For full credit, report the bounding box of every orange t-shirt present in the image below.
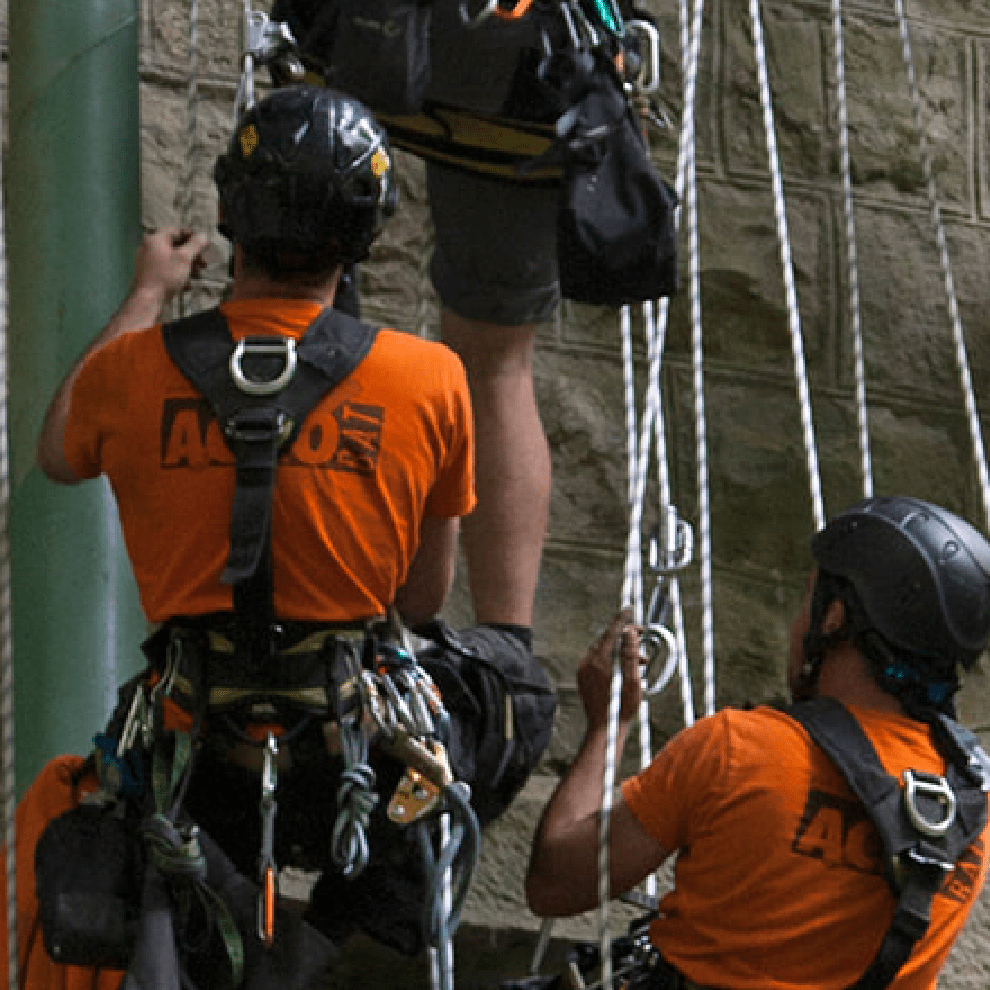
[621,704,989,990]
[62,299,476,623]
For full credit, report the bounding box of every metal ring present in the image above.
[229,337,297,395]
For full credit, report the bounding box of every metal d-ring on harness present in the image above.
[160,303,480,982]
[788,697,990,990]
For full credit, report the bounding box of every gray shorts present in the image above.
[427,163,560,325]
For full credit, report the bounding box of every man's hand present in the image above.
[525,610,666,918]
[131,227,209,311]
[36,226,209,484]
[577,610,642,733]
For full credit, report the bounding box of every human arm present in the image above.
[525,612,670,917]
[393,514,461,625]
[36,227,209,484]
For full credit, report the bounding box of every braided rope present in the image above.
[831,0,872,498]
[604,2,706,980]
[331,719,378,876]
[177,0,202,318]
[682,0,712,719]
[0,86,15,990]
[892,0,990,529]
[749,0,825,531]
[178,0,201,232]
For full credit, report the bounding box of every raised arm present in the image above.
[36,227,208,484]
[525,613,670,917]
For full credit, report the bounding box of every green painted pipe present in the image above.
[8,0,145,792]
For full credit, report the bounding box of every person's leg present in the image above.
[440,312,550,627]
[427,165,559,629]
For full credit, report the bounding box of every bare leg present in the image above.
[441,309,550,628]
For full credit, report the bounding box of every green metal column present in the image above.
[8,0,145,791]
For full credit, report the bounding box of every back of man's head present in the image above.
[807,496,990,712]
[214,85,398,279]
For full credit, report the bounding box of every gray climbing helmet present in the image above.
[811,495,990,670]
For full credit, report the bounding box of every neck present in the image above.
[227,248,341,307]
[814,641,906,716]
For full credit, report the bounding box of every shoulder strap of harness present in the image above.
[162,305,379,656]
[786,697,989,990]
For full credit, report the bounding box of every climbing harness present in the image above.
[269,0,665,185]
[788,697,990,989]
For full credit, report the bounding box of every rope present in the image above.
[331,718,378,877]
[177,0,202,318]
[178,0,201,233]
[683,0,711,719]
[749,0,825,532]
[603,1,706,980]
[830,0,872,498]
[892,0,990,530]
[420,782,479,990]
[0,75,16,990]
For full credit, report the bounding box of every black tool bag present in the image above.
[35,801,145,968]
[552,53,678,305]
[414,622,558,827]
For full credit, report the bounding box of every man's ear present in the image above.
[822,597,847,635]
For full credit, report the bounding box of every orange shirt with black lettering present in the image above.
[62,298,476,623]
[621,704,989,990]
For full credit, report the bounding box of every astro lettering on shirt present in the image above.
[160,397,384,474]
[792,788,984,902]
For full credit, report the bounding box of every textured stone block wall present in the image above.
[128,0,990,985]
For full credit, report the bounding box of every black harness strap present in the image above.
[787,697,988,990]
[162,306,379,659]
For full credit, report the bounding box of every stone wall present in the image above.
[129,0,989,986]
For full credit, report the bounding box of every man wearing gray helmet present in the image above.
[527,496,990,990]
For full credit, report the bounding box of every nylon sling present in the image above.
[162,305,379,659]
[787,697,989,990]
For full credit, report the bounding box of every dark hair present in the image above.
[803,570,960,716]
[239,236,344,283]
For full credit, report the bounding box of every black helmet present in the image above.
[811,496,990,670]
[214,85,398,265]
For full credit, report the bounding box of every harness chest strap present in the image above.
[162,305,380,655]
[787,697,989,990]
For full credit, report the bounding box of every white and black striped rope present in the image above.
[749,0,826,532]
[892,0,990,530]
[831,0,873,498]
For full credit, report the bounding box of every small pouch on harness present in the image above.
[35,802,145,968]
[554,55,678,306]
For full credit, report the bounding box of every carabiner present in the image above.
[626,19,660,95]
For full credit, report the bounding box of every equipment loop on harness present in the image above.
[230,335,298,395]
[903,769,957,838]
